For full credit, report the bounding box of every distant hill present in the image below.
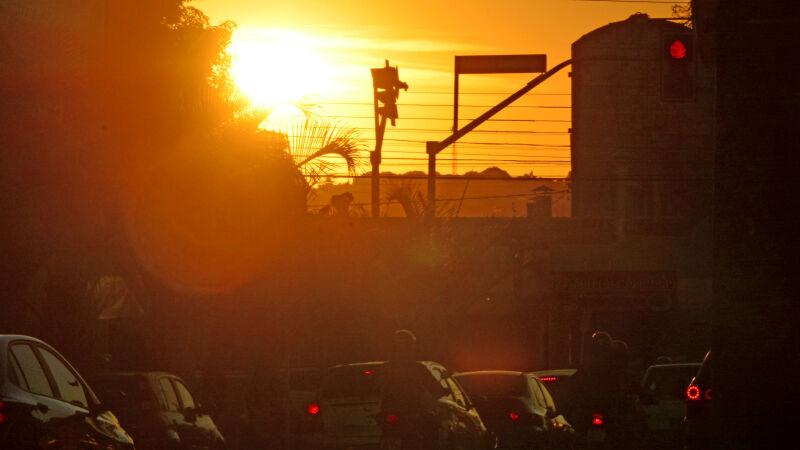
[310,171,570,218]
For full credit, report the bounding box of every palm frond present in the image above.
[288,118,365,175]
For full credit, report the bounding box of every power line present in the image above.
[279,134,570,148]
[316,115,571,123]
[325,101,570,109]
[329,90,571,96]
[379,149,571,159]
[371,137,571,148]
[347,127,570,135]
[380,156,572,163]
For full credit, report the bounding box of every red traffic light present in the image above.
[669,40,687,59]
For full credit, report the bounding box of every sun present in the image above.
[230,30,333,108]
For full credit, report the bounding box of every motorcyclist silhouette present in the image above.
[380,330,441,450]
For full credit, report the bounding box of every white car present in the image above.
[314,361,495,450]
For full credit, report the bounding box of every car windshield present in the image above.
[91,376,152,410]
[642,365,702,400]
[456,373,527,397]
[289,369,321,392]
[537,376,572,406]
[320,365,383,400]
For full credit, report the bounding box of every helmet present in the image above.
[391,329,417,361]
[591,331,613,347]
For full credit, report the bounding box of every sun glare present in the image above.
[231,30,333,108]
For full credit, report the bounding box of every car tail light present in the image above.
[0,402,6,423]
[591,414,604,426]
[386,413,399,424]
[509,411,520,420]
[686,385,701,401]
[704,388,711,400]
[539,376,558,382]
[307,403,320,415]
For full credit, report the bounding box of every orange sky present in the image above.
[196,0,681,177]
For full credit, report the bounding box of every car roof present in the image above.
[90,371,184,382]
[0,334,49,346]
[645,363,702,372]
[530,368,577,377]
[327,361,444,370]
[453,370,525,377]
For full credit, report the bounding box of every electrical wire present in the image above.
[324,102,570,108]
[346,127,570,134]
[315,115,571,122]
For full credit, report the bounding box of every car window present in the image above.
[528,377,547,409]
[321,365,382,399]
[445,377,467,407]
[159,377,181,411]
[643,366,702,400]
[10,344,53,397]
[8,351,29,391]
[456,373,528,397]
[91,376,153,413]
[289,369,321,392]
[38,347,88,408]
[173,380,196,409]
[535,374,573,406]
[428,365,452,393]
[536,378,556,410]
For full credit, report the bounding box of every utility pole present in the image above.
[427,57,571,219]
[370,60,408,217]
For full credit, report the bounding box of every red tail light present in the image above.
[591,414,604,426]
[686,385,701,401]
[509,411,520,420]
[538,376,558,382]
[307,403,320,415]
[386,413,399,424]
[704,388,711,400]
[0,402,6,423]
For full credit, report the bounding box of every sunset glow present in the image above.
[230,30,334,108]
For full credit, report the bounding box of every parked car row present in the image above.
[532,356,709,450]
[301,360,577,450]
[1,334,225,450]
[2,334,710,450]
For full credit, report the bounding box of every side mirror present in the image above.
[184,407,199,421]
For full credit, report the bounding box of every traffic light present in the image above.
[371,60,408,125]
[661,33,696,101]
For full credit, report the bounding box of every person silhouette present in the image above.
[381,329,440,450]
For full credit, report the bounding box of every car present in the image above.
[529,369,577,412]
[89,371,226,450]
[638,362,701,446]
[0,334,135,449]
[683,352,711,449]
[454,370,574,450]
[283,367,323,449]
[531,368,613,449]
[186,366,321,450]
[314,360,496,450]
